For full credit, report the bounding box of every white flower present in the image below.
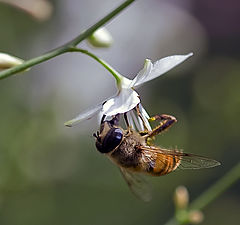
[0,53,24,70]
[64,53,193,127]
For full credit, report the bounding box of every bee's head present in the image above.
[93,117,123,154]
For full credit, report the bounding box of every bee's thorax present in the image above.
[109,130,145,169]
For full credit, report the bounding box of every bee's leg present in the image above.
[145,114,177,139]
[124,113,129,127]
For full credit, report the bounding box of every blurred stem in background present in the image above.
[0,0,135,80]
[165,162,240,225]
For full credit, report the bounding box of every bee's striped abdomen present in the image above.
[151,154,181,176]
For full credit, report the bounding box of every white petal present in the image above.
[131,59,153,87]
[129,110,144,131]
[64,103,102,127]
[133,53,193,88]
[138,104,152,131]
[102,89,140,116]
[126,112,136,130]
[139,103,150,120]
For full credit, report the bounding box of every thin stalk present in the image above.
[0,48,69,80]
[189,162,240,210]
[0,0,135,80]
[69,47,122,84]
[68,0,135,46]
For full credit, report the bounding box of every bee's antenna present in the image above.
[93,132,99,138]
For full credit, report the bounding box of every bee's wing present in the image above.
[139,146,221,170]
[119,167,152,202]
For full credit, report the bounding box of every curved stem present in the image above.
[0,0,135,80]
[164,162,240,225]
[68,0,135,46]
[69,47,122,84]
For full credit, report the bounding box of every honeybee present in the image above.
[94,113,220,201]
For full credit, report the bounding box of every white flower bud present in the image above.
[0,53,24,70]
[87,27,113,48]
[188,210,204,224]
[174,186,189,209]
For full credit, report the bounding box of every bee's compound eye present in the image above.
[96,128,123,153]
[111,128,123,141]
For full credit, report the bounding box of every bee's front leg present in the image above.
[145,114,177,139]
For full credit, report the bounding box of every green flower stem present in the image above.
[189,162,240,211]
[164,162,240,225]
[0,0,135,80]
[69,47,122,84]
[0,48,69,80]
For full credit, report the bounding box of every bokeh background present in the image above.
[0,0,239,224]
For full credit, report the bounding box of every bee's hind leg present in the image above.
[145,114,177,139]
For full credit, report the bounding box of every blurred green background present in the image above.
[0,0,239,225]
